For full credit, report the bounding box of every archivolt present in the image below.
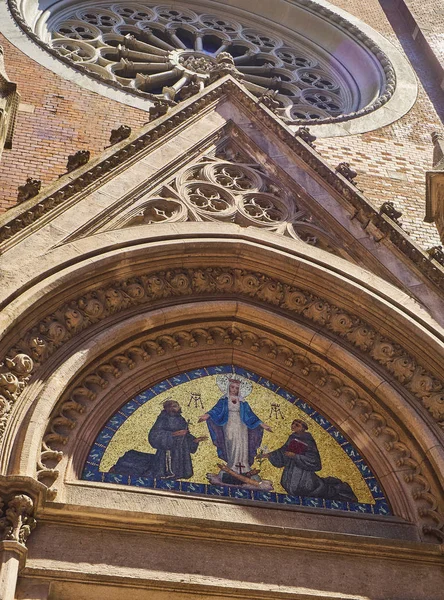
[0,234,443,540]
[2,256,444,437]
[3,302,443,540]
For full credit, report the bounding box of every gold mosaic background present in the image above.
[100,376,373,503]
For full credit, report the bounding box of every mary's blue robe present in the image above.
[206,396,263,467]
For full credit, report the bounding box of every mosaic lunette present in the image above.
[83,366,390,513]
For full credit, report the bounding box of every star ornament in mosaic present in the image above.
[83,365,390,514]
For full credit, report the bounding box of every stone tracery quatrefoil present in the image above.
[38,2,394,123]
[124,155,340,257]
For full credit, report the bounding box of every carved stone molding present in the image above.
[38,324,444,542]
[2,267,444,444]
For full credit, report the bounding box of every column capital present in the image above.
[0,476,47,548]
[0,494,36,546]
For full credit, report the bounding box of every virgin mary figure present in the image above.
[198,375,272,477]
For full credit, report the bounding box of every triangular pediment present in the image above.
[57,127,357,264]
[1,76,444,312]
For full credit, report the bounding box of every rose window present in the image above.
[18,1,397,124]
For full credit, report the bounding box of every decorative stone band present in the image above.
[1,79,442,290]
[39,324,444,542]
[2,267,444,440]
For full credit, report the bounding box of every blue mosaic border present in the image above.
[82,365,391,515]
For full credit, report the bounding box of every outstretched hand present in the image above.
[261,423,273,432]
[195,436,208,443]
[198,414,210,422]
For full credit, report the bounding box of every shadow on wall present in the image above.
[380,0,444,124]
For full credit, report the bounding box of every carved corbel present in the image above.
[427,245,444,266]
[336,162,358,184]
[294,126,316,148]
[66,150,90,173]
[149,99,170,120]
[0,46,20,157]
[17,178,41,204]
[379,201,402,224]
[0,479,44,600]
[109,125,131,146]
[258,89,283,114]
[0,494,36,545]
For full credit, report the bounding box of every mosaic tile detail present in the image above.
[82,365,391,515]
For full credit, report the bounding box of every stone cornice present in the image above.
[0,77,442,293]
[35,503,444,565]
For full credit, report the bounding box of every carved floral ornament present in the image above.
[0,492,36,545]
[38,324,444,541]
[10,0,395,124]
[1,267,444,448]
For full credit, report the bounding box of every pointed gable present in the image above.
[1,77,444,321]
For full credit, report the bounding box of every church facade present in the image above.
[0,1,443,598]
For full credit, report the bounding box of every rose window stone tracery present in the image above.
[13,1,396,124]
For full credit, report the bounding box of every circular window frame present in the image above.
[2,0,417,137]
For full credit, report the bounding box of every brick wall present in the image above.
[0,34,148,212]
[316,0,444,248]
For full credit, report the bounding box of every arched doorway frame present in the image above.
[1,230,443,541]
